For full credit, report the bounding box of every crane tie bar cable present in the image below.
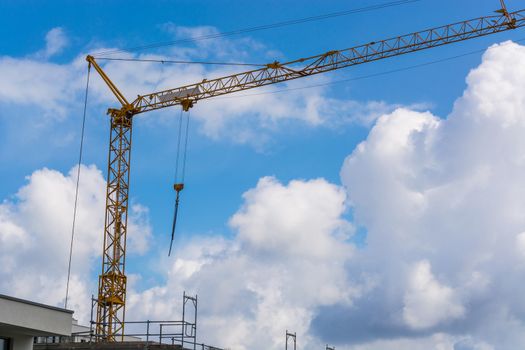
[65,63,91,309]
[91,0,422,56]
[94,57,266,67]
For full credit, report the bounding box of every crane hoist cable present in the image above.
[168,108,191,256]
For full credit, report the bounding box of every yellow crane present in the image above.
[86,1,524,341]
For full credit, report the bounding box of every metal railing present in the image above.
[79,319,222,350]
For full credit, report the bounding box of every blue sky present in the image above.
[2,1,525,349]
[2,0,522,238]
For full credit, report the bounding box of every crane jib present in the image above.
[131,8,525,114]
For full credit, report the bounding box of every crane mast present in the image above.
[87,4,524,341]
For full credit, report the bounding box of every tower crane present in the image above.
[86,1,524,341]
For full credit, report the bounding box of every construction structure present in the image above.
[88,292,199,347]
[85,0,525,341]
[285,331,296,350]
[34,292,219,350]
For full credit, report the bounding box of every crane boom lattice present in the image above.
[131,8,524,114]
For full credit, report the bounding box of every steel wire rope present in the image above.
[181,110,191,184]
[91,0,422,57]
[65,63,91,309]
[174,108,185,183]
[169,108,191,256]
[94,57,266,67]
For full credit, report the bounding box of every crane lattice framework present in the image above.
[87,3,524,342]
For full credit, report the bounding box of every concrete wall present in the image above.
[0,295,73,350]
[0,296,72,336]
[11,334,33,350]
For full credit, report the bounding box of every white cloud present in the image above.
[403,260,465,329]
[0,165,152,323]
[516,232,525,258]
[329,41,525,348]
[127,177,355,350]
[0,56,81,118]
[160,23,267,61]
[0,26,397,148]
[192,77,397,146]
[127,204,152,255]
[42,27,69,58]
[230,177,352,260]
[90,56,397,148]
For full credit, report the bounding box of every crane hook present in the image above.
[168,183,184,256]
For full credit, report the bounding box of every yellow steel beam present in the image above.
[86,55,131,108]
[130,8,524,114]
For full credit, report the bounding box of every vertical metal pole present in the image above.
[90,295,95,343]
[146,320,150,343]
[182,292,186,348]
[285,331,296,350]
[194,294,198,350]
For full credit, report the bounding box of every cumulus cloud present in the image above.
[403,260,465,330]
[311,41,525,348]
[230,177,352,259]
[127,177,355,350]
[0,165,151,322]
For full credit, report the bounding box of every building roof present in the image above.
[0,294,73,314]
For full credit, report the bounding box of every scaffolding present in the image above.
[285,331,296,350]
[83,292,217,350]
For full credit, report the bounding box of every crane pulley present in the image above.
[86,1,524,341]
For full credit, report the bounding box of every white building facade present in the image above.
[0,295,72,350]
